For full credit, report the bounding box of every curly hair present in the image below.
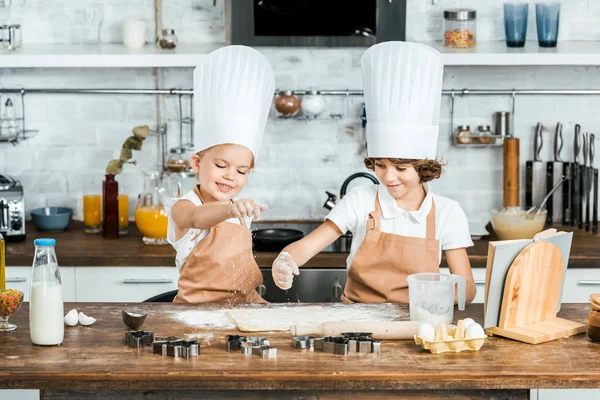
[364,157,445,183]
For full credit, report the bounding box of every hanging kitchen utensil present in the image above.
[590,134,598,234]
[583,133,590,231]
[525,123,546,210]
[572,125,582,228]
[546,122,565,224]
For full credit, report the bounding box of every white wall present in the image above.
[0,0,599,235]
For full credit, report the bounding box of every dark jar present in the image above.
[274,90,300,117]
[587,297,600,343]
[102,174,119,239]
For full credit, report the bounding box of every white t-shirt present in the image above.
[165,190,241,270]
[326,183,473,270]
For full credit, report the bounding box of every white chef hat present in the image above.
[193,45,275,160]
[361,41,444,159]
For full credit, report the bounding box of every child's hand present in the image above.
[228,198,268,222]
[272,252,299,290]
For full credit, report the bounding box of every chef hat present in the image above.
[361,41,444,159]
[193,45,275,160]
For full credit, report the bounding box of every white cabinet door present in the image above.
[538,389,600,400]
[561,269,600,303]
[75,267,179,302]
[0,390,39,400]
[6,266,76,302]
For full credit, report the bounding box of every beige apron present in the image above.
[341,194,439,303]
[174,186,266,303]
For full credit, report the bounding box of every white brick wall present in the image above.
[0,1,599,237]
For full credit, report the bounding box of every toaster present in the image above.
[0,174,25,241]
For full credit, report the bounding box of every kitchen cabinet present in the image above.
[0,390,39,399]
[536,389,600,400]
[74,267,178,302]
[560,268,600,303]
[5,267,76,302]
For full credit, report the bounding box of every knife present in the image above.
[547,122,564,225]
[526,123,546,210]
[580,134,588,230]
[584,133,591,231]
[572,124,582,227]
[591,134,598,234]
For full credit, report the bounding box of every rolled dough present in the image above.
[227,306,325,332]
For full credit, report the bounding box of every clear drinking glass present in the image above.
[536,2,561,48]
[83,194,102,233]
[504,2,529,48]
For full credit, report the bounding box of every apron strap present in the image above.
[425,198,436,240]
[366,193,382,231]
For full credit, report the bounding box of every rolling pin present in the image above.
[290,321,421,340]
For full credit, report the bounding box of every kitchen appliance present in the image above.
[525,123,546,210]
[406,273,466,326]
[0,174,25,241]
[226,0,406,47]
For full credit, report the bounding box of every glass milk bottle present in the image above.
[29,238,64,346]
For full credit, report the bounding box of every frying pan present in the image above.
[252,228,304,252]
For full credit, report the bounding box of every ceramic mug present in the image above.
[122,19,147,49]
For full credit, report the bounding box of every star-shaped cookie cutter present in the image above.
[125,330,155,350]
[152,336,199,359]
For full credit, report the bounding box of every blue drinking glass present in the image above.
[504,2,529,48]
[536,2,561,48]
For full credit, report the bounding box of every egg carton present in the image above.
[414,320,487,355]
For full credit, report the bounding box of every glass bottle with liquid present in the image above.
[29,238,64,346]
[135,171,169,245]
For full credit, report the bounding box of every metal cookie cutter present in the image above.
[153,336,199,359]
[239,337,276,358]
[125,330,154,350]
[291,336,315,349]
[341,332,381,354]
[226,335,247,352]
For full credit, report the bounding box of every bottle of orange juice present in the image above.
[135,171,169,245]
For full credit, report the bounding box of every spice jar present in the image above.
[455,125,473,145]
[159,29,177,49]
[588,293,600,343]
[444,9,476,48]
[301,90,326,118]
[274,90,300,117]
[166,148,190,173]
[475,125,495,144]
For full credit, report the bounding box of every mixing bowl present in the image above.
[490,207,547,240]
[31,207,73,232]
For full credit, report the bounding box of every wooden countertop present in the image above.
[4,222,600,268]
[0,302,597,392]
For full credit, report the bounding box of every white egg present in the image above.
[462,318,476,329]
[417,322,435,341]
[78,311,96,326]
[64,309,78,327]
[465,323,486,339]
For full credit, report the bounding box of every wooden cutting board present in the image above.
[489,241,586,344]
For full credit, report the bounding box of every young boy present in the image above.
[271,42,476,303]
[166,45,275,303]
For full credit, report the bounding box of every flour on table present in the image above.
[171,309,237,330]
[227,303,400,332]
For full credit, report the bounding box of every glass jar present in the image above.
[475,125,495,144]
[166,147,190,173]
[274,90,301,117]
[159,29,177,49]
[444,9,476,48]
[135,171,169,245]
[588,294,600,343]
[455,125,473,144]
[30,238,64,346]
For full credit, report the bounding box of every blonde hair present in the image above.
[364,157,445,182]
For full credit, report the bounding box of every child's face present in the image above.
[372,159,421,199]
[191,144,254,202]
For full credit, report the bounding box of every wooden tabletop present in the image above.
[5,222,600,268]
[0,302,598,391]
